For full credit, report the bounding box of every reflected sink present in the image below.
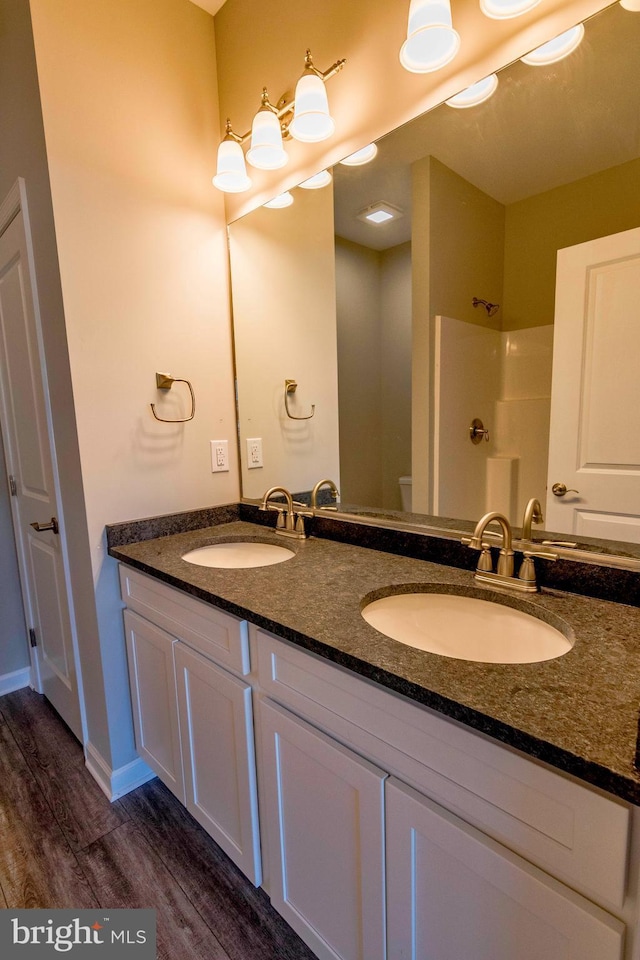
[361,590,572,664]
[182,541,295,569]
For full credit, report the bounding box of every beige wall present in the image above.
[230,187,340,499]
[214,0,611,221]
[503,157,640,330]
[29,0,235,770]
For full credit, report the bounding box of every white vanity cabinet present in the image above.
[253,626,630,960]
[119,566,261,885]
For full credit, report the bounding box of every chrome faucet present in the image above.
[310,478,340,510]
[521,497,543,541]
[260,486,311,539]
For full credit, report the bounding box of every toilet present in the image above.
[399,476,412,512]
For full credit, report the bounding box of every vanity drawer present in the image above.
[119,566,249,675]
[254,627,630,910]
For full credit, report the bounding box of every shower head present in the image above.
[472,297,500,317]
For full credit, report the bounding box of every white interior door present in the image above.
[0,181,82,739]
[546,227,640,541]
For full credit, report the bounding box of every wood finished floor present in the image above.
[0,687,317,960]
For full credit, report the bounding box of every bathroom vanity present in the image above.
[108,511,640,960]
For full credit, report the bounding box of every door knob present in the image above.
[30,517,59,534]
[551,483,579,498]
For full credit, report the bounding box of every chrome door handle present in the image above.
[551,483,579,498]
[30,517,59,535]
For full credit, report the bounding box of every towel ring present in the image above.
[150,372,196,423]
[284,379,315,420]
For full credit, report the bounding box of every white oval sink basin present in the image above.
[361,591,572,664]
[182,541,295,569]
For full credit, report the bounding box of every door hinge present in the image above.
[9,475,17,496]
[29,628,37,648]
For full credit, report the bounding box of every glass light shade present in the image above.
[264,192,294,209]
[340,143,378,166]
[446,74,499,108]
[521,24,585,65]
[620,0,640,11]
[298,170,333,189]
[480,0,541,19]
[289,74,335,142]
[400,0,461,73]
[212,139,252,193]
[246,109,288,170]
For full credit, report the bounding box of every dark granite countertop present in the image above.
[108,517,640,806]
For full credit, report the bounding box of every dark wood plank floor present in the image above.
[0,687,316,960]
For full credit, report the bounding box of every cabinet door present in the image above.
[260,698,387,960]
[174,642,261,885]
[386,778,625,960]
[123,610,184,801]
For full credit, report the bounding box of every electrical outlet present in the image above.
[246,437,263,469]
[210,440,229,473]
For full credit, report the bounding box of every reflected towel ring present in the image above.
[284,379,315,420]
[150,372,196,423]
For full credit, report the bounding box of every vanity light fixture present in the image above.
[213,50,345,194]
[263,191,294,209]
[298,170,333,189]
[480,0,541,19]
[400,0,461,73]
[357,201,404,225]
[446,74,499,108]
[520,23,585,65]
[339,143,378,166]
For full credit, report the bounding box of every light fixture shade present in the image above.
[620,0,640,11]
[400,0,461,73]
[289,73,335,142]
[480,0,541,19]
[340,143,378,166]
[212,139,252,193]
[264,192,294,209]
[521,23,585,65]
[446,74,499,108]
[246,109,288,170]
[299,170,333,189]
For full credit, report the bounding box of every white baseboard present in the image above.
[85,741,156,801]
[0,666,32,697]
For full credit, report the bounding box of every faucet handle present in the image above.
[522,549,558,562]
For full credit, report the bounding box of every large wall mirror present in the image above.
[229,0,640,558]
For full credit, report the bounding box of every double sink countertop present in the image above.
[107,511,640,806]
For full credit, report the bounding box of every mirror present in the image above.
[229,1,640,559]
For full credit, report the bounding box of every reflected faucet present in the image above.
[310,478,340,510]
[521,498,543,541]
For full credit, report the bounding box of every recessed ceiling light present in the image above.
[263,192,294,209]
[446,74,499,108]
[357,201,404,225]
[340,143,378,166]
[298,170,333,189]
[521,23,585,65]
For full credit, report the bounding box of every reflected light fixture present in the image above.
[521,23,585,65]
[620,0,640,10]
[213,50,345,194]
[480,0,541,19]
[340,143,378,166]
[400,0,461,73]
[264,192,294,209]
[298,170,333,189]
[357,201,404,225]
[446,74,499,108]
